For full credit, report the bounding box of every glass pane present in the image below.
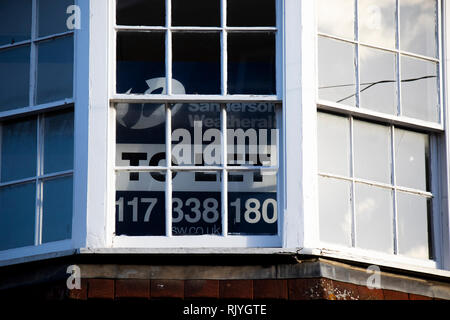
[117,32,165,94]
[353,120,391,183]
[0,45,30,111]
[173,32,220,94]
[116,103,166,170]
[318,0,355,40]
[36,35,74,104]
[38,0,74,37]
[227,103,278,167]
[227,0,275,27]
[1,117,37,182]
[397,192,431,260]
[401,56,439,123]
[172,103,221,166]
[400,0,437,58]
[317,112,350,176]
[359,0,396,49]
[228,33,276,95]
[116,171,166,236]
[44,110,74,174]
[318,176,352,247]
[42,176,73,243]
[172,171,222,236]
[228,170,277,235]
[355,183,394,254]
[173,0,220,27]
[395,128,429,191]
[116,0,165,26]
[0,183,36,250]
[359,46,397,115]
[318,37,356,107]
[0,0,32,46]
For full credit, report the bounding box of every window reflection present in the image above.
[172,0,220,27]
[318,176,352,247]
[359,0,396,49]
[359,46,397,115]
[401,56,439,123]
[318,0,355,40]
[0,0,32,46]
[44,110,74,174]
[353,120,391,184]
[38,0,74,37]
[0,45,30,111]
[318,36,356,106]
[395,128,430,191]
[317,113,351,176]
[0,183,36,250]
[1,117,37,182]
[42,176,73,243]
[355,183,394,254]
[227,0,276,27]
[116,0,165,26]
[37,35,74,105]
[400,0,437,58]
[117,32,165,94]
[172,33,221,94]
[228,33,276,95]
[397,192,431,260]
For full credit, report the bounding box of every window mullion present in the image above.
[29,0,38,107]
[221,104,228,237]
[354,0,360,109]
[391,125,399,255]
[349,116,357,248]
[165,103,172,237]
[396,0,402,117]
[35,115,44,246]
[166,0,172,95]
[221,0,227,95]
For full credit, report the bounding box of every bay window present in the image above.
[111,0,281,247]
[0,0,75,255]
[316,0,444,266]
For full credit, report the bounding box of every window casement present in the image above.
[316,0,446,268]
[0,0,75,257]
[109,0,283,248]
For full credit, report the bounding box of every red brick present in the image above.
[288,278,324,300]
[185,280,219,299]
[88,279,115,299]
[409,293,432,300]
[68,279,88,300]
[356,285,384,300]
[115,279,150,299]
[219,280,253,299]
[151,280,184,299]
[383,289,409,300]
[254,279,288,300]
[326,280,359,300]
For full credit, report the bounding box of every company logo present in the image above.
[116,78,186,130]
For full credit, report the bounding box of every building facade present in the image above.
[0,0,449,302]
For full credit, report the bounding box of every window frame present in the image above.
[97,0,287,248]
[0,0,81,263]
[312,0,450,271]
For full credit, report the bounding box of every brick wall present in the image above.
[63,277,436,301]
